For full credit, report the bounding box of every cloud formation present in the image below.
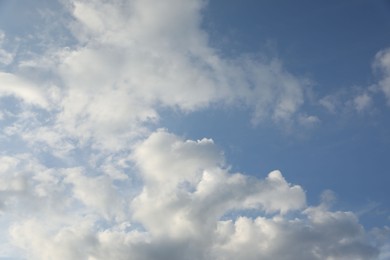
[0,0,314,151]
[0,130,381,259]
[317,47,390,116]
[0,0,389,259]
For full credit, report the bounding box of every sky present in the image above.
[0,0,390,259]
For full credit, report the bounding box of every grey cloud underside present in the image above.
[0,0,389,259]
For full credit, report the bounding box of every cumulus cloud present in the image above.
[0,0,311,151]
[0,130,381,260]
[0,154,69,216]
[1,0,389,153]
[131,131,306,238]
[0,0,389,259]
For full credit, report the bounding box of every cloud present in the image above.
[319,85,377,115]
[0,72,49,108]
[0,130,382,260]
[0,154,69,216]
[0,0,311,151]
[374,48,390,104]
[353,92,372,112]
[69,0,307,116]
[131,130,306,239]
[317,47,390,115]
[0,0,389,259]
[0,31,14,65]
[211,211,377,260]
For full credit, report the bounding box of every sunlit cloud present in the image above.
[0,0,389,259]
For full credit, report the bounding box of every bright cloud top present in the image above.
[0,0,389,259]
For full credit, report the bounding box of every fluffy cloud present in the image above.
[131,131,306,238]
[0,154,74,218]
[0,0,389,259]
[0,0,311,151]
[0,130,381,260]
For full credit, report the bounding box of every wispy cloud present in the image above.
[374,48,390,105]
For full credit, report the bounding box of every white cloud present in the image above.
[9,217,99,260]
[319,94,339,113]
[319,86,377,115]
[133,132,303,229]
[0,131,382,260]
[0,154,69,216]
[316,46,390,115]
[211,209,378,260]
[63,167,126,220]
[0,72,49,108]
[353,92,372,112]
[374,48,390,104]
[0,0,308,151]
[131,131,306,239]
[0,0,389,259]
[298,114,320,126]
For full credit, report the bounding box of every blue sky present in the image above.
[1,0,390,259]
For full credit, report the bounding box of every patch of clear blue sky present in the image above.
[202,0,390,89]
[161,0,390,228]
